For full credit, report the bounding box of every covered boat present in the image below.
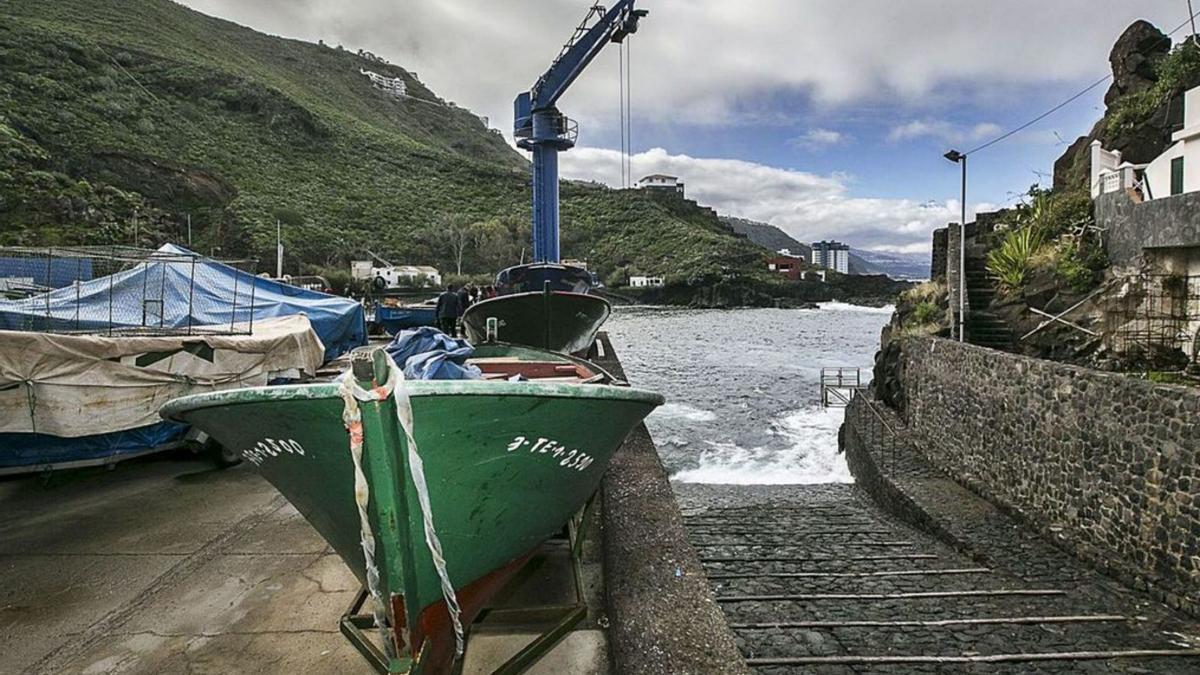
[461,263,610,355]
[375,298,438,335]
[0,315,325,473]
[0,244,367,361]
[161,342,661,673]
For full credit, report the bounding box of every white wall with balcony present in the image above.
[1093,85,1200,201]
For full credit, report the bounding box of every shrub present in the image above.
[911,301,939,325]
[987,226,1044,291]
[1054,239,1105,293]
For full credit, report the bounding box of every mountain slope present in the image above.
[0,0,766,286]
[721,215,918,277]
[850,249,930,280]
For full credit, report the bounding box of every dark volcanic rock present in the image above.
[1053,20,1175,191]
[1104,20,1170,105]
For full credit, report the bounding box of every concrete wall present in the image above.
[1098,190,1200,264]
[890,336,1200,615]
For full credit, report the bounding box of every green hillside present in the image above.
[0,0,767,290]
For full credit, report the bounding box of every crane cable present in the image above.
[619,38,627,187]
[626,35,633,187]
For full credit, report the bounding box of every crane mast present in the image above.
[514,1,648,263]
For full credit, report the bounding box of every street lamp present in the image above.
[943,149,966,342]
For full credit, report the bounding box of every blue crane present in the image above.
[515,1,648,263]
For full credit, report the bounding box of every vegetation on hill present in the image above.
[0,0,775,300]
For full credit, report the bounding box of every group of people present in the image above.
[435,284,498,335]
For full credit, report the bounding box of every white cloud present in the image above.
[888,120,1003,145]
[178,0,1186,133]
[560,147,992,253]
[790,128,848,150]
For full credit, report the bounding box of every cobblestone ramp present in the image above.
[676,484,1200,674]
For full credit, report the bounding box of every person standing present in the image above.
[436,284,460,335]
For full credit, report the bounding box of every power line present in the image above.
[964,9,1200,157]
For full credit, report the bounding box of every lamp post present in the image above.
[943,149,966,342]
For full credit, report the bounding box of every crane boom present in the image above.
[514,1,648,263]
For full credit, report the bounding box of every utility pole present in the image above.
[187,213,192,248]
[276,219,284,279]
[132,209,138,247]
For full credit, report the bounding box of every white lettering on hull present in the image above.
[506,435,595,472]
[243,438,306,466]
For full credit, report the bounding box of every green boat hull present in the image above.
[160,347,660,673]
[461,291,611,354]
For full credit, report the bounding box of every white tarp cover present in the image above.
[0,315,324,437]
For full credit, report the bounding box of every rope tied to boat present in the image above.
[338,352,466,658]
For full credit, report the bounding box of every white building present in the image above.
[1092,85,1200,200]
[359,68,407,98]
[629,275,664,288]
[811,241,850,274]
[636,174,685,196]
[352,261,441,289]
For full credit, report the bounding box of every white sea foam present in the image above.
[671,406,853,485]
[817,301,896,314]
[652,402,718,423]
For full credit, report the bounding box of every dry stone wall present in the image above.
[893,336,1200,614]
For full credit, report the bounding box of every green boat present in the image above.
[160,343,661,674]
[462,263,611,355]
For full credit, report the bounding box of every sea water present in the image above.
[605,303,893,485]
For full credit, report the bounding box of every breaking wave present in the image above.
[671,406,853,485]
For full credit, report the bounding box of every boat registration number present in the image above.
[506,436,594,472]
[242,438,307,466]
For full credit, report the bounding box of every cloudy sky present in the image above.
[182,0,1192,253]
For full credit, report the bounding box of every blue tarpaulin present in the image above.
[0,256,94,289]
[384,327,482,380]
[0,244,366,361]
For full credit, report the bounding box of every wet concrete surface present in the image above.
[0,454,604,674]
[677,483,1200,674]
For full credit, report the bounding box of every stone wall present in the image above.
[1097,189,1200,264]
[945,224,963,332]
[930,227,948,282]
[891,336,1200,615]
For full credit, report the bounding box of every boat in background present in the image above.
[161,343,662,673]
[375,297,439,335]
[461,263,611,355]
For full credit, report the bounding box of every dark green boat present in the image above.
[160,344,661,674]
[462,263,611,355]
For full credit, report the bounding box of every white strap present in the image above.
[340,353,465,657]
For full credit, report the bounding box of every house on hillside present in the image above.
[629,275,664,288]
[766,254,804,281]
[1091,83,1200,367]
[359,68,406,98]
[636,174,685,196]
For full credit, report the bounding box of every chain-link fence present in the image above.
[0,246,259,336]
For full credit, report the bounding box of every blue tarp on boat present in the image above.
[0,244,366,361]
[0,256,94,289]
[0,422,188,472]
[385,327,482,380]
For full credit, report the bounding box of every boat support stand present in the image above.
[339,492,599,675]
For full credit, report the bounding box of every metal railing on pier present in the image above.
[846,389,900,475]
[821,367,869,407]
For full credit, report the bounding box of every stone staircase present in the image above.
[963,247,1014,350]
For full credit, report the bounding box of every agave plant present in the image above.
[986,226,1044,291]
